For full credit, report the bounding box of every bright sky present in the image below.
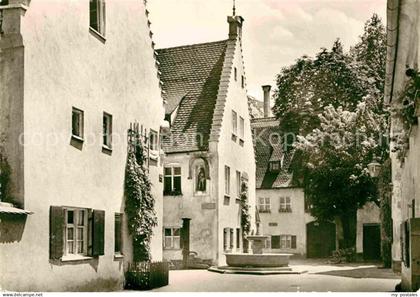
[148,0,386,100]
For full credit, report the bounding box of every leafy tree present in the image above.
[273,40,364,137]
[350,13,387,113]
[295,103,382,247]
[273,14,388,248]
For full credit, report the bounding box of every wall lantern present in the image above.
[368,154,382,178]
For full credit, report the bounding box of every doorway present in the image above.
[363,224,381,261]
[306,221,336,258]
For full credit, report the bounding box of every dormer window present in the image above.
[269,161,280,172]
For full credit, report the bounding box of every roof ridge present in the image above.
[156,39,229,52]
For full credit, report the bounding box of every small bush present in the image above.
[331,247,356,263]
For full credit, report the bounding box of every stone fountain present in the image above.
[209,207,301,275]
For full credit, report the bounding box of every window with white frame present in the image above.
[236,171,241,198]
[269,161,280,172]
[90,0,106,36]
[103,112,112,149]
[149,130,158,152]
[279,196,292,212]
[232,110,238,137]
[271,235,296,249]
[65,209,88,256]
[280,235,297,249]
[259,197,270,212]
[239,116,244,140]
[164,228,180,249]
[164,167,182,195]
[72,107,84,139]
[224,166,231,196]
[50,206,105,260]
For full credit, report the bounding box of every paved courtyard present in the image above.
[152,260,400,292]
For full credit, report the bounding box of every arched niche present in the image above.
[188,157,210,180]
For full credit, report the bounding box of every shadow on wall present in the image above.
[0,213,27,243]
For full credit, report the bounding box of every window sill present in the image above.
[114,253,124,260]
[164,193,183,197]
[89,27,106,43]
[223,195,230,206]
[71,135,84,143]
[102,145,113,155]
[61,255,93,262]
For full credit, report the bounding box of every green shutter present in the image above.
[50,206,65,260]
[92,209,105,256]
[271,235,280,249]
[291,235,297,249]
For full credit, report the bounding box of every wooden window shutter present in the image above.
[271,235,280,249]
[92,209,105,256]
[291,235,297,249]
[89,0,98,31]
[50,206,65,260]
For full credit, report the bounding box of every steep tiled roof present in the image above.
[251,117,294,189]
[157,40,228,153]
[248,96,264,119]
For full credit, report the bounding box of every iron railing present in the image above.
[125,261,169,290]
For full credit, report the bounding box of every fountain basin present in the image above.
[225,253,292,268]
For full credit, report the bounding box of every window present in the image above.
[236,228,240,249]
[49,207,105,260]
[224,166,231,196]
[279,197,292,212]
[65,209,87,256]
[164,167,182,195]
[232,110,238,137]
[236,171,241,198]
[265,238,271,249]
[90,0,106,36]
[164,228,180,249]
[234,67,237,81]
[72,108,84,139]
[259,197,270,212]
[239,116,244,140]
[271,235,296,249]
[114,213,122,254]
[269,161,280,172]
[103,112,112,149]
[241,75,245,88]
[149,130,158,151]
[230,228,234,250]
[223,228,230,251]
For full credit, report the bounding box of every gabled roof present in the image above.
[251,117,294,189]
[248,96,265,119]
[157,40,229,153]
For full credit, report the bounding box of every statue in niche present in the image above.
[196,166,206,192]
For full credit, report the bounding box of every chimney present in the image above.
[227,15,244,40]
[262,85,272,118]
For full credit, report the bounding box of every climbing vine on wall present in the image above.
[392,71,420,161]
[0,151,11,202]
[239,181,251,236]
[125,131,157,262]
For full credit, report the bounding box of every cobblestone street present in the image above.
[152,260,399,292]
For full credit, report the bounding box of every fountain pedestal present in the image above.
[246,235,268,254]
